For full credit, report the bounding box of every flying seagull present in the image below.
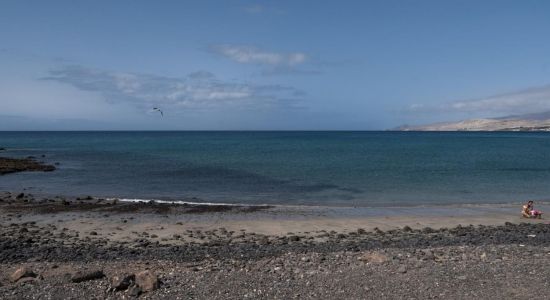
[152,107,163,117]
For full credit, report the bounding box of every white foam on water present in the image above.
[108,198,272,207]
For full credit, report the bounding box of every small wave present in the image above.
[108,198,273,207]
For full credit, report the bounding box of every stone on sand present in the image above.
[11,267,37,282]
[135,270,160,292]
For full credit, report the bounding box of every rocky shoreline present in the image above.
[0,192,549,299]
[0,155,56,175]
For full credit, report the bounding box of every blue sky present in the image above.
[1,0,550,130]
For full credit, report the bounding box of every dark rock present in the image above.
[128,285,142,297]
[110,273,135,291]
[289,235,300,242]
[71,269,105,283]
[374,227,384,234]
[0,157,56,175]
[422,227,435,233]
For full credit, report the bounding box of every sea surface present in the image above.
[1,131,550,207]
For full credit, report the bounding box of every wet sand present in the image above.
[2,193,547,241]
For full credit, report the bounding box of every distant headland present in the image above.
[394,111,550,131]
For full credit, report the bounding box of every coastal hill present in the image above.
[395,111,550,131]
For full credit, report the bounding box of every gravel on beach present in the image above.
[1,192,550,299]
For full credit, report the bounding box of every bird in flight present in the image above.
[152,107,163,117]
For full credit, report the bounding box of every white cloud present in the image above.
[210,44,307,66]
[242,4,285,15]
[42,65,304,112]
[409,84,550,116]
[243,4,264,14]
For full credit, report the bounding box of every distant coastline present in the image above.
[394,111,550,131]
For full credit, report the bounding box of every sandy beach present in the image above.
[1,191,549,299]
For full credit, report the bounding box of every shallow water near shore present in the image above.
[1,131,550,207]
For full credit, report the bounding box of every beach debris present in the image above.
[519,244,525,247]
[71,269,105,283]
[527,234,536,238]
[11,267,37,282]
[480,252,487,261]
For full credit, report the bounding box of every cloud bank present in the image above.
[43,65,305,113]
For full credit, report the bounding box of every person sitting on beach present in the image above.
[522,201,543,219]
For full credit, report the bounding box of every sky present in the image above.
[1,0,550,130]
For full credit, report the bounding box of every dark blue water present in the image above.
[1,131,550,207]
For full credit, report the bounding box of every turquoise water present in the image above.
[1,131,550,207]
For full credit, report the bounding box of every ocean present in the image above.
[1,131,550,207]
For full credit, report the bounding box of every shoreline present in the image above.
[2,191,548,236]
[115,196,550,209]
